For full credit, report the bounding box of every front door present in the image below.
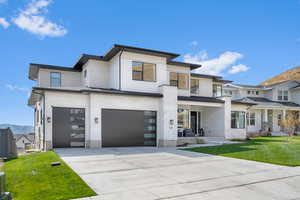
[191,111,201,135]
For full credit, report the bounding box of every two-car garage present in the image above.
[52,107,157,148]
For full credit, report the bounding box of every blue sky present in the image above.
[0,0,300,125]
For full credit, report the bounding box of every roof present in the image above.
[178,96,224,103]
[14,134,34,143]
[29,87,163,106]
[231,100,256,106]
[29,63,80,80]
[235,97,300,109]
[227,83,264,89]
[73,54,105,70]
[0,128,13,136]
[190,73,232,84]
[167,61,201,70]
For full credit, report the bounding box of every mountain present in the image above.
[0,124,34,134]
[260,66,300,86]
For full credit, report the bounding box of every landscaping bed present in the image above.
[183,136,300,166]
[1,151,96,200]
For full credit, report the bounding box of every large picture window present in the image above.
[191,79,199,94]
[213,84,223,97]
[132,61,156,82]
[50,72,61,87]
[278,90,288,101]
[170,72,189,89]
[231,111,245,129]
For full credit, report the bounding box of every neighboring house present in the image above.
[28,44,253,150]
[224,80,300,135]
[0,128,17,158]
[14,134,35,149]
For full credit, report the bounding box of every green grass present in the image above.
[183,136,300,166]
[1,151,96,200]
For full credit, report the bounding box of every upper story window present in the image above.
[132,61,156,82]
[247,90,259,95]
[213,84,222,97]
[278,90,288,101]
[190,79,199,95]
[50,72,61,87]
[170,72,189,89]
[224,90,233,95]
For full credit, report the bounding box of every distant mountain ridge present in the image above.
[0,124,34,134]
[260,66,300,86]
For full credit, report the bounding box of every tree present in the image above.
[279,111,300,140]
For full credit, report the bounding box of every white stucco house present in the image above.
[28,44,254,150]
[224,81,300,135]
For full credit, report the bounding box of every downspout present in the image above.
[32,91,46,151]
[118,49,124,90]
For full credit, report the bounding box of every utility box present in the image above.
[0,172,4,195]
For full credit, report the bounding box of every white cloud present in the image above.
[184,50,245,75]
[190,40,199,46]
[0,0,7,4]
[228,64,249,74]
[12,0,67,37]
[6,84,30,97]
[0,17,10,28]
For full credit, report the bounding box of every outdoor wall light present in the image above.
[94,117,99,124]
[47,117,51,123]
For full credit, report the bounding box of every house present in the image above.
[224,80,300,135]
[14,134,35,149]
[0,128,17,158]
[28,44,253,150]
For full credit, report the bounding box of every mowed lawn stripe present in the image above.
[183,136,300,166]
[2,151,96,200]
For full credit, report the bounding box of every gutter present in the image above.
[118,48,124,90]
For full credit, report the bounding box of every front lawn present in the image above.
[1,151,96,200]
[184,136,300,166]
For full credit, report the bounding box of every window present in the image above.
[247,112,255,126]
[191,79,199,94]
[132,61,156,82]
[169,72,189,89]
[231,111,245,129]
[256,91,259,95]
[278,113,282,126]
[213,84,223,97]
[84,70,87,78]
[278,90,288,101]
[247,90,251,95]
[177,108,189,128]
[50,72,61,87]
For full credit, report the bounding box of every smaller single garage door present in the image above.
[102,109,157,147]
[53,107,85,148]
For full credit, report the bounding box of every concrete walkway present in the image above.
[56,148,300,200]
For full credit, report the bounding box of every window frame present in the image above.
[50,72,61,88]
[213,84,223,97]
[231,111,246,129]
[132,61,156,82]
[169,72,189,89]
[247,112,256,126]
[190,79,200,94]
[278,89,288,101]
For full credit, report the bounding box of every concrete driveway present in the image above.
[56,147,300,200]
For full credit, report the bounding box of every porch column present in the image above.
[219,96,231,139]
[283,109,286,119]
[158,85,178,147]
[264,109,268,131]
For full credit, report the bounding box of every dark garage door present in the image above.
[102,109,156,147]
[53,107,85,148]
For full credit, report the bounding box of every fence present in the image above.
[0,128,17,159]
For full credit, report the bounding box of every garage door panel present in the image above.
[102,109,156,147]
[53,107,85,148]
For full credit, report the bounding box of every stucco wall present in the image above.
[83,60,109,88]
[38,69,82,88]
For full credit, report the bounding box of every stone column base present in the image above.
[86,140,102,148]
[158,140,177,147]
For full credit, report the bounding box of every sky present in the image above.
[0,0,300,126]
